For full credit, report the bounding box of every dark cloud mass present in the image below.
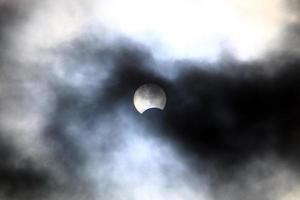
[0,0,300,200]
[92,43,300,168]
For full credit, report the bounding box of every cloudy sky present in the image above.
[0,0,300,200]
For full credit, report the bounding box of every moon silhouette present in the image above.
[133,83,167,114]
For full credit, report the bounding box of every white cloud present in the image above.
[97,0,289,61]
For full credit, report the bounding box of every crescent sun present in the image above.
[133,83,167,114]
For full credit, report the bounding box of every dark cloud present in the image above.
[163,62,300,166]
[49,34,300,167]
[0,134,51,199]
[81,42,300,172]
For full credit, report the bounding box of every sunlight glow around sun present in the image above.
[97,0,287,61]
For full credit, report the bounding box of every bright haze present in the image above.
[0,0,300,200]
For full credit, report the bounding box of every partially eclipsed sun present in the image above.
[133,83,167,114]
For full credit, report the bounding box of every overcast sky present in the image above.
[0,0,300,200]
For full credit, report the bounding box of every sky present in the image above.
[0,0,300,200]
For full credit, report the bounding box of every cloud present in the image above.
[98,0,289,61]
[0,0,300,200]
